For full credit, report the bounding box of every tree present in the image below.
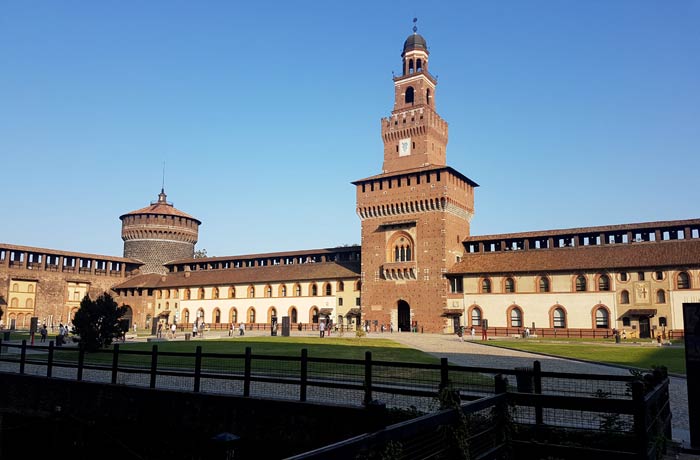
[194,249,208,258]
[72,292,127,351]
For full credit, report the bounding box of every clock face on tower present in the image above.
[399,137,411,157]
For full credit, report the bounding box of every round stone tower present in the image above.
[120,189,201,274]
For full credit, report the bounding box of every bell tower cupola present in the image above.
[382,19,448,173]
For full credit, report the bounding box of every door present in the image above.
[639,317,651,339]
[398,300,411,332]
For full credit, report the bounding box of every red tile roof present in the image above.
[353,165,479,187]
[113,261,361,289]
[119,203,200,222]
[168,246,361,265]
[448,239,700,274]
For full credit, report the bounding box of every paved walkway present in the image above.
[385,332,691,446]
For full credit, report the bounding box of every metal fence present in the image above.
[0,338,671,459]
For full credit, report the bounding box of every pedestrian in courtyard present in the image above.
[157,323,163,338]
[192,323,197,338]
[470,326,475,340]
[390,322,394,333]
[457,326,463,342]
[239,322,245,336]
[229,323,233,337]
[40,324,48,343]
[171,323,177,339]
[319,320,325,338]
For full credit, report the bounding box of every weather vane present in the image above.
[413,17,418,33]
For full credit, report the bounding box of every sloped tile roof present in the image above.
[113,261,361,289]
[448,240,700,275]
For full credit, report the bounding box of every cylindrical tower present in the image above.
[120,189,201,274]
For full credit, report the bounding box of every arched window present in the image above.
[12,283,19,292]
[598,274,610,291]
[294,283,302,296]
[26,298,33,309]
[248,285,256,298]
[265,285,272,298]
[388,232,415,262]
[575,275,587,292]
[538,277,550,293]
[311,284,318,296]
[595,307,609,328]
[481,278,491,293]
[504,277,515,293]
[621,290,630,304]
[324,283,332,296]
[677,272,691,289]
[279,284,287,297]
[552,307,566,328]
[183,309,190,323]
[355,280,362,291]
[198,288,205,300]
[408,59,414,73]
[509,307,523,327]
[470,306,482,327]
[27,285,34,293]
[184,289,191,300]
[268,307,277,322]
[337,281,345,292]
[426,88,431,106]
[405,86,415,104]
[248,308,256,323]
[197,308,204,322]
[416,58,422,71]
[10,298,18,308]
[310,307,319,323]
[213,287,219,299]
[656,289,666,304]
[228,287,235,298]
[290,307,298,323]
[164,289,170,299]
[213,308,221,324]
[229,308,238,323]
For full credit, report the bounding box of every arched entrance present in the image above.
[398,300,411,332]
[121,305,133,330]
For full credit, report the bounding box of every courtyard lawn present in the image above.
[485,340,686,375]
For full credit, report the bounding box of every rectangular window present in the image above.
[638,271,645,281]
[655,271,663,281]
[355,297,361,306]
[622,317,630,327]
[338,298,343,306]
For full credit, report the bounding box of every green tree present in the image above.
[72,293,127,351]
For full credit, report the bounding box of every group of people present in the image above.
[156,322,178,339]
[56,323,71,346]
[456,326,477,342]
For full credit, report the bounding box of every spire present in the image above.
[412,17,418,34]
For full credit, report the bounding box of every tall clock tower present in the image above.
[353,26,478,333]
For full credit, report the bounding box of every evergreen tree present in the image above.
[72,293,126,351]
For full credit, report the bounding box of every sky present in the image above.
[1,1,698,258]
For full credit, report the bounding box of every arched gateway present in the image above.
[397,300,411,332]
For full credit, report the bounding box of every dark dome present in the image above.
[403,33,427,53]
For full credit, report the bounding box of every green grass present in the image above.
[486,340,686,374]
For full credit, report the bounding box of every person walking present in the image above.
[40,324,48,343]
[171,323,177,339]
[470,326,475,340]
[319,320,325,338]
[229,323,233,337]
[192,323,198,338]
[239,322,245,336]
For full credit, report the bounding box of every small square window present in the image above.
[638,272,645,281]
[655,271,663,281]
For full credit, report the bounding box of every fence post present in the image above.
[300,348,308,402]
[0,338,3,359]
[533,360,543,426]
[111,344,120,384]
[364,351,373,406]
[439,357,449,390]
[495,374,507,394]
[77,345,85,381]
[47,341,54,378]
[20,339,27,375]
[243,347,252,397]
[632,380,648,458]
[194,346,202,392]
[150,345,158,389]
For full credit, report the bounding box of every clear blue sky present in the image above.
[1,1,698,258]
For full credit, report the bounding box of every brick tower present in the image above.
[120,189,201,274]
[353,26,478,333]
